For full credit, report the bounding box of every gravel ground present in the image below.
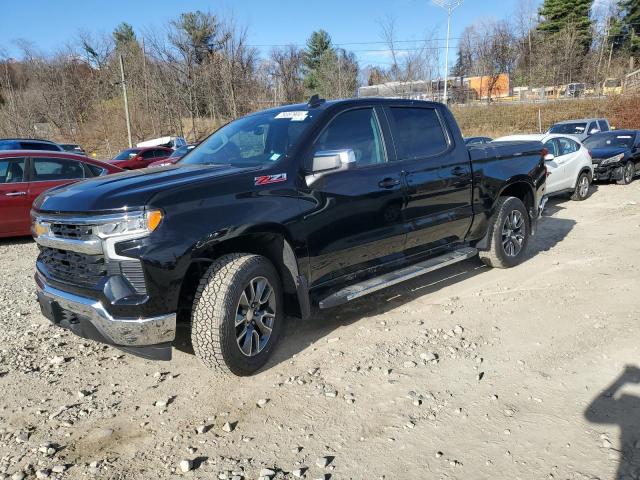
[0,182,639,480]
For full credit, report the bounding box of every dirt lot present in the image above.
[1,182,639,480]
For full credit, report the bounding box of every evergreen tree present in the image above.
[303,30,333,92]
[113,22,137,50]
[538,0,592,52]
[611,0,640,56]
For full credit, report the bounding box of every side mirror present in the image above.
[544,153,555,162]
[589,129,599,135]
[306,149,356,186]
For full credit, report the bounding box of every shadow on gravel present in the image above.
[0,236,33,246]
[174,212,576,371]
[585,365,640,479]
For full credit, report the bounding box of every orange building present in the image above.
[466,74,510,99]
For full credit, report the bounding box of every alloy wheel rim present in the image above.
[501,210,525,257]
[579,176,589,197]
[235,276,276,357]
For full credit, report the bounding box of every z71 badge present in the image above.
[254,173,287,186]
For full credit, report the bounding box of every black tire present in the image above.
[478,196,530,269]
[617,161,635,185]
[570,171,591,201]
[191,253,283,376]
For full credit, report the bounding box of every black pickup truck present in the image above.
[32,98,546,375]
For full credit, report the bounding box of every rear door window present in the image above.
[557,137,579,155]
[598,120,609,132]
[387,107,449,161]
[141,150,156,160]
[32,158,85,181]
[0,158,27,183]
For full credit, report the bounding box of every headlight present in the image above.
[32,220,50,238]
[94,210,163,239]
[601,153,625,165]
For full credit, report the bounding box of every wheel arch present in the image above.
[475,180,535,251]
[177,225,309,325]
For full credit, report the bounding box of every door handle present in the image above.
[378,178,401,189]
[451,166,467,176]
[4,191,27,196]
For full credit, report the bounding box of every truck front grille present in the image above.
[38,247,107,289]
[50,223,94,240]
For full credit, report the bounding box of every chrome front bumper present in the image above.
[35,273,176,347]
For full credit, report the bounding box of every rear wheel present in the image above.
[570,171,591,201]
[617,161,635,185]
[191,253,283,376]
[478,196,530,269]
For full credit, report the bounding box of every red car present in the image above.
[109,147,173,170]
[0,151,123,238]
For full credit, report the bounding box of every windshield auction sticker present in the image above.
[275,111,308,121]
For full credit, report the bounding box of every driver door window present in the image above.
[314,108,386,167]
[544,139,559,157]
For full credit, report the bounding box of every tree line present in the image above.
[0,12,358,155]
[1,2,640,154]
[453,0,640,100]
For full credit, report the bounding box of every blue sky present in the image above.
[1,0,533,71]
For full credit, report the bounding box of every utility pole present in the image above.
[433,0,463,104]
[118,54,133,148]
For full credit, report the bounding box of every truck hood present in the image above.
[589,146,629,161]
[34,164,255,214]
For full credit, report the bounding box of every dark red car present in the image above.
[0,151,123,238]
[109,147,173,170]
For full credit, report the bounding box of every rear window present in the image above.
[388,107,449,160]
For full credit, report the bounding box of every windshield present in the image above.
[181,109,317,167]
[113,149,139,160]
[605,79,621,87]
[549,123,587,135]
[583,132,636,149]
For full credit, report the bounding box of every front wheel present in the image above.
[617,161,635,185]
[570,171,591,201]
[191,253,283,376]
[478,196,530,269]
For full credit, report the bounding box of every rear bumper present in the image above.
[35,273,175,360]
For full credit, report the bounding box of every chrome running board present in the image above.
[318,247,478,309]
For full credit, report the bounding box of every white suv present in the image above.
[494,134,594,201]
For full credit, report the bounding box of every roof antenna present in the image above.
[307,94,325,108]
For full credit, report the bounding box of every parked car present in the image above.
[583,130,640,185]
[493,133,593,200]
[109,147,173,170]
[464,136,493,146]
[59,143,87,155]
[0,151,122,238]
[0,139,64,152]
[148,144,197,167]
[136,136,187,150]
[547,118,610,142]
[32,98,546,375]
